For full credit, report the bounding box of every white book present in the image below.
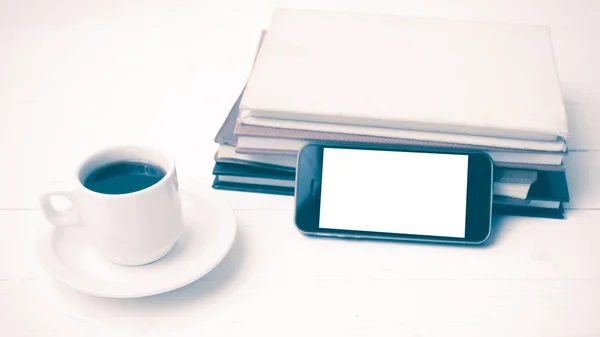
[493,182,531,200]
[240,9,568,151]
[216,175,295,188]
[236,136,564,166]
[215,145,297,169]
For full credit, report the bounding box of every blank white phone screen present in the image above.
[319,148,469,238]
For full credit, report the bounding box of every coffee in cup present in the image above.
[39,145,183,266]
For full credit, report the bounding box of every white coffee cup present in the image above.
[39,145,183,266]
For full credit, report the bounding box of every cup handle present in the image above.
[39,186,82,227]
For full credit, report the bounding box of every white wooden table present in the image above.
[2,1,599,336]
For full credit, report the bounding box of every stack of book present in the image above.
[212,8,570,218]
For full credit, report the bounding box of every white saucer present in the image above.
[37,181,237,298]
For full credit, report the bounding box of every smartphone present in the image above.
[294,143,494,245]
